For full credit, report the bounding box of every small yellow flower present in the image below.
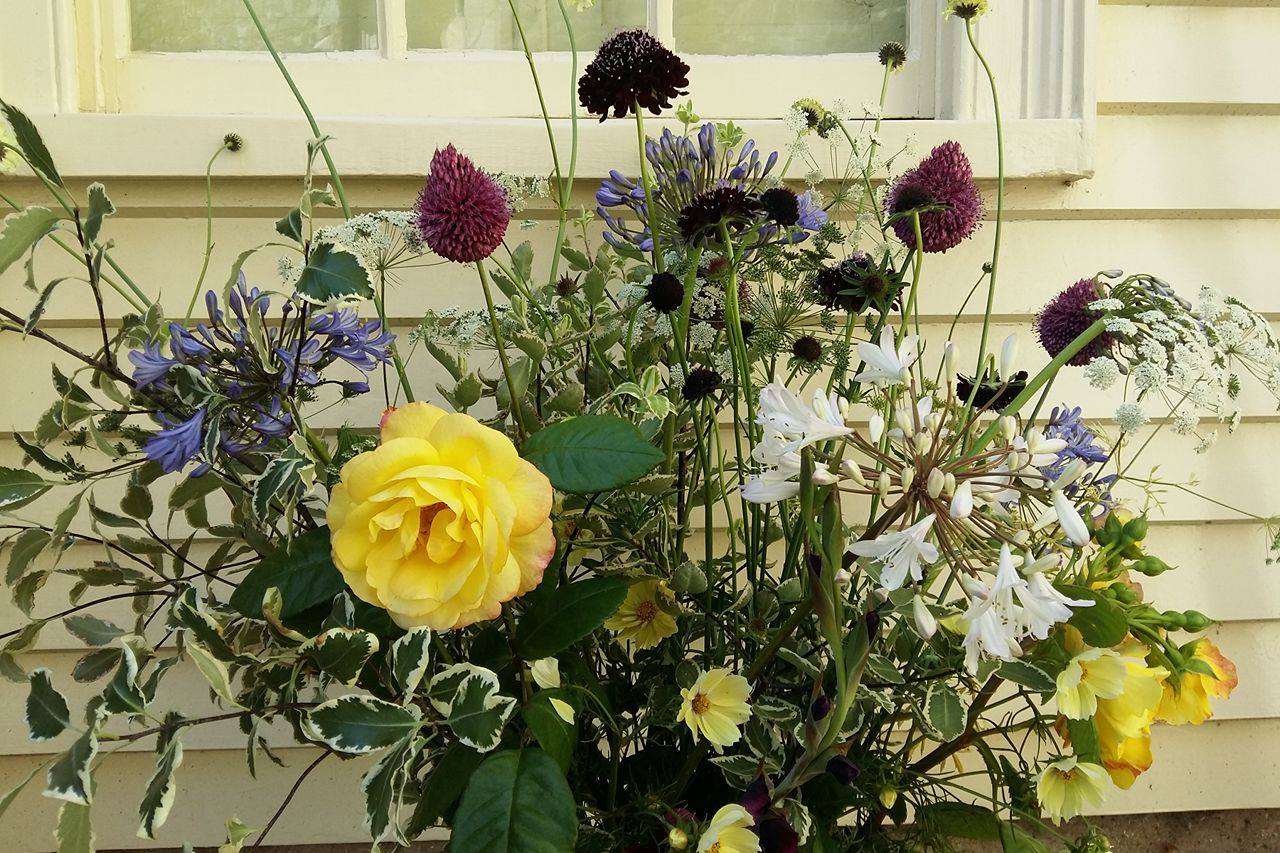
[697,804,760,853]
[1056,648,1127,719]
[1155,638,1237,726]
[328,403,554,631]
[604,580,677,649]
[530,657,560,690]
[678,668,752,753]
[1037,758,1111,824]
[1094,654,1167,789]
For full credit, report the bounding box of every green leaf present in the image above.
[63,615,125,647]
[55,801,93,853]
[388,626,432,697]
[409,743,484,833]
[6,528,49,584]
[925,683,965,742]
[0,466,54,511]
[26,668,70,741]
[522,691,576,773]
[864,653,905,685]
[45,726,98,805]
[228,527,343,621]
[306,695,421,754]
[251,445,314,519]
[918,802,1000,840]
[100,644,146,715]
[1064,716,1101,763]
[1000,822,1050,853]
[137,737,183,839]
[559,245,590,271]
[451,748,577,853]
[446,675,516,753]
[82,183,115,243]
[0,207,59,278]
[72,648,120,683]
[294,242,373,303]
[305,627,379,685]
[515,576,628,660]
[275,208,303,242]
[0,763,43,821]
[186,643,242,708]
[1061,585,1129,648]
[523,415,663,494]
[997,660,1057,694]
[362,733,421,844]
[23,276,73,336]
[0,101,62,184]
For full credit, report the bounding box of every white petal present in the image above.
[1052,489,1091,547]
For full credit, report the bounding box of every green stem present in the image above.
[547,0,581,286]
[966,17,1005,384]
[185,143,229,323]
[371,285,414,403]
[633,104,664,273]
[476,261,527,440]
[241,0,350,219]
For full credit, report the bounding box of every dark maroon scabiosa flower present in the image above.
[826,754,861,785]
[758,816,800,853]
[645,271,685,314]
[956,370,1029,408]
[678,186,763,245]
[812,253,904,314]
[759,187,801,227]
[884,141,983,254]
[555,274,579,297]
[791,335,823,364]
[414,145,510,264]
[1035,278,1116,366]
[577,29,689,121]
[681,367,722,402]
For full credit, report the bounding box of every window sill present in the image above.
[25,112,1094,182]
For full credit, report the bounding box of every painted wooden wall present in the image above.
[0,1,1277,848]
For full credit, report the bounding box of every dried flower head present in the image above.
[578,29,689,121]
[885,141,983,253]
[791,98,839,138]
[791,335,823,364]
[878,42,907,70]
[947,0,989,20]
[1035,279,1115,366]
[222,132,243,152]
[414,145,510,264]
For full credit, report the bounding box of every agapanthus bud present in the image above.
[949,480,974,519]
[911,595,938,639]
[943,472,956,496]
[1052,489,1091,547]
[869,413,885,444]
[840,459,868,487]
[900,467,915,493]
[999,334,1019,380]
[926,467,945,498]
[942,341,957,377]
[878,473,892,501]
[1000,415,1018,442]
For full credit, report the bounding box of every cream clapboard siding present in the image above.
[2,1,1280,848]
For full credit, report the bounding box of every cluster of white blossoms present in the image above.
[315,210,424,276]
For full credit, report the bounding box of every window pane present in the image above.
[408,0,646,51]
[129,0,378,52]
[674,0,907,55]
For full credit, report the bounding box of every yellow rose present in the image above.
[1155,638,1238,726]
[328,403,555,631]
[1094,654,1167,788]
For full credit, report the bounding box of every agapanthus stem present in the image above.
[371,284,414,403]
[965,17,1005,385]
[476,260,528,440]
[241,0,351,219]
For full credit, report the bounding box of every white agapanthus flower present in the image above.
[960,550,1025,674]
[853,328,919,388]
[849,514,939,592]
[1017,569,1093,640]
[755,383,852,452]
[741,429,839,503]
[1050,489,1091,547]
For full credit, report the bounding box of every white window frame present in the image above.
[1,0,1095,180]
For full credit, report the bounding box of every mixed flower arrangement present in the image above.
[0,1,1272,851]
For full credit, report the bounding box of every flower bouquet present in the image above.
[0,2,1271,851]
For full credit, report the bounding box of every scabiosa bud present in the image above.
[791,335,823,364]
[811,695,832,721]
[645,271,685,314]
[222,132,243,152]
[577,29,689,121]
[884,141,983,254]
[878,42,907,70]
[555,274,579,297]
[947,0,989,20]
[759,187,801,227]
[1034,278,1116,366]
[681,367,722,402]
[414,144,510,264]
[677,186,763,245]
[791,98,838,138]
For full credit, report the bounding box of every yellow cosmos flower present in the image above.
[1056,648,1127,719]
[678,668,752,753]
[328,403,555,631]
[1155,638,1238,726]
[604,580,678,649]
[1037,758,1111,824]
[697,804,760,853]
[1094,655,1167,789]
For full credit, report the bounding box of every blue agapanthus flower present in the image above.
[144,410,205,473]
[127,343,177,388]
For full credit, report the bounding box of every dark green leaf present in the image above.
[1061,585,1128,648]
[0,466,53,511]
[6,528,49,584]
[23,276,73,336]
[275,208,303,242]
[408,743,484,833]
[294,242,372,302]
[306,627,379,685]
[306,695,421,754]
[451,748,577,853]
[388,626,432,697]
[523,415,663,494]
[26,668,70,741]
[0,101,62,184]
[997,660,1057,694]
[0,207,59,278]
[918,802,1000,840]
[1000,822,1050,853]
[45,726,98,805]
[1064,716,1101,763]
[515,576,628,659]
[446,672,516,753]
[63,615,125,647]
[137,737,183,839]
[228,527,343,621]
[72,648,120,683]
[522,691,576,773]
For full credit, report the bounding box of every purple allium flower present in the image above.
[128,343,177,388]
[144,409,205,473]
[1034,278,1115,365]
[884,140,983,253]
[577,29,689,121]
[414,145,509,264]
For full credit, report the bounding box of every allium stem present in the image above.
[965,17,1005,387]
[241,0,351,219]
[476,261,528,440]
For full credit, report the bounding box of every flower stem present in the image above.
[965,17,1005,383]
[371,281,414,403]
[184,142,230,323]
[633,103,664,273]
[476,260,527,440]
